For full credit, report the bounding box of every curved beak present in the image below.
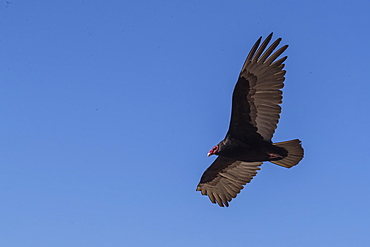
[207,153,212,157]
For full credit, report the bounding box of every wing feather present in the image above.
[251,33,273,63]
[196,156,262,207]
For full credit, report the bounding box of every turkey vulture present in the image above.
[196,33,304,207]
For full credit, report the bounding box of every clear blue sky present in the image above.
[1,1,370,246]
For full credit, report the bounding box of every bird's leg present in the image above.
[267,153,283,160]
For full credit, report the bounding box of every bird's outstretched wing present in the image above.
[228,33,288,141]
[196,156,262,207]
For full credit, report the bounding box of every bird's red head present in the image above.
[207,145,219,156]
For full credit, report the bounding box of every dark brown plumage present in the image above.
[197,33,304,207]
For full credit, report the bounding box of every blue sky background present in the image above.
[1,1,370,246]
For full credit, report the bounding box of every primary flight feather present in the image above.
[197,33,304,207]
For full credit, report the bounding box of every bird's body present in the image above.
[214,135,287,162]
[197,33,304,207]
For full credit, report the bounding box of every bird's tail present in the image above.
[270,139,304,168]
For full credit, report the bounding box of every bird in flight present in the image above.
[197,33,304,207]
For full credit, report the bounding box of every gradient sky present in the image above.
[1,1,370,246]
